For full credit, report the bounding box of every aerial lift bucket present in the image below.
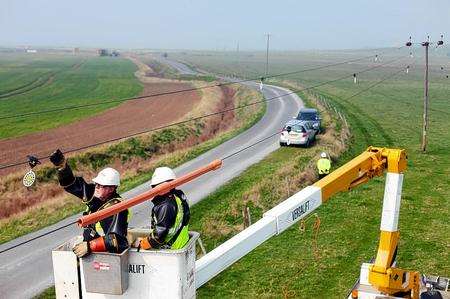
[52,160,221,298]
[52,231,199,299]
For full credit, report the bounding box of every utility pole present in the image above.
[236,42,240,66]
[406,35,444,152]
[422,38,429,152]
[265,33,271,77]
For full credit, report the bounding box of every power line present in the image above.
[0,60,87,100]
[0,56,406,170]
[344,66,407,101]
[0,59,409,254]
[341,62,444,135]
[220,46,406,80]
[0,220,77,254]
[406,35,445,152]
[318,66,423,136]
[0,133,283,254]
[0,54,387,121]
[222,131,281,161]
[265,33,271,76]
[364,86,450,117]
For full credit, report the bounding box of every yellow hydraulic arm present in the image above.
[314,146,406,202]
[314,146,419,298]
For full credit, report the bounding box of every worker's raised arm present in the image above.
[50,149,95,203]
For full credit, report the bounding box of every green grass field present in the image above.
[27,48,449,298]
[0,81,265,246]
[0,53,142,139]
[171,49,450,298]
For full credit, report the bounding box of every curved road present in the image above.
[0,61,303,298]
[153,54,197,75]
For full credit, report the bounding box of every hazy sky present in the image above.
[1,0,449,50]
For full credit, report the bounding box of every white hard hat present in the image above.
[151,167,176,187]
[320,152,327,158]
[92,167,120,186]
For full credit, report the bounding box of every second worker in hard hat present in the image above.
[50,149,129,258]
[317,152,332,179]
[138,167,190,250]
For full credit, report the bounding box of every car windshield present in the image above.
[298,112,317,121]
[291,125,305,133]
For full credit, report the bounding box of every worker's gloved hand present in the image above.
[73,241,90,258]
[138,237,152,250]
[49,149,65,167]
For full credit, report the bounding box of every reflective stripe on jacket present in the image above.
[165,195,189,249]
[149,189,190,249]
[57,164,129,253]
[317,158,331,174]
[95,200,132,236]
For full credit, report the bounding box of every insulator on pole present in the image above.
[353,73,357,84]
[406,66,410,74]
[374,54,378,62]
[437,34,444,46]
[406,36,412,47]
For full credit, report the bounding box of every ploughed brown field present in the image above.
[0,80,237,219]
[0,82,201,176]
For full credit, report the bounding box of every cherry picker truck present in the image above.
[52,147,449,298]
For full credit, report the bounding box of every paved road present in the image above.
[153,54,197,75]
[0,64,303,299]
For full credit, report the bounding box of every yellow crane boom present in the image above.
[314,146,419,298]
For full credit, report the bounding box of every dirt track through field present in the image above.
[0,60,86,100]
[0,82,202,175]
[0,74,54,99]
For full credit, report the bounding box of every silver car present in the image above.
[279,120,316,147]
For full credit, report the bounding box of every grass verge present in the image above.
[0,84,265,244]
[191,88,358,298]
[155,50,449,298]
[34,83,336,299]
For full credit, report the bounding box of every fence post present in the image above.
[197,238,207,257]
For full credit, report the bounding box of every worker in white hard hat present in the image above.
[138,167,190,250]
[50,149,129,257]
[317,152,332,179]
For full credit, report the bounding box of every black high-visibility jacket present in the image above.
[57,164,129,253]
[148,189,190,249]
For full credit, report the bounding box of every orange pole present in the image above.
[77,159,222,227]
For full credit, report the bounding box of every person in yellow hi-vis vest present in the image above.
[50,149,129,258]
[317,152,332,179]
[138,167,190,250]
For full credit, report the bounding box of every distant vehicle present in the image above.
[279,120,316,147]
[97,49,108,56]
[296,108,321,133]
